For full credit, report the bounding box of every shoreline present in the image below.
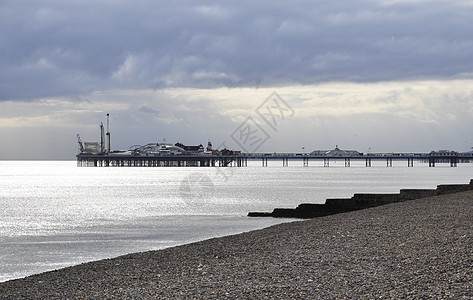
[1,190,471,298]
[0,214,295,284]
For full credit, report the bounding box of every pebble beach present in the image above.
[1,190,472,299]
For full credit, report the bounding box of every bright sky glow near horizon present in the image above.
[1,0,473,159]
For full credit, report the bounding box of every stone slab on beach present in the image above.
[1,190,472,299]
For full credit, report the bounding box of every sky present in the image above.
[1,0,473,159]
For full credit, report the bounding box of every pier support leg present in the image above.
[450,157,458,167]
[429,158,435,167]
[387,158,392,167]
[282,157,288,167]
[366,158,371,167]
[345,158,350,167]
[324,158,329,167]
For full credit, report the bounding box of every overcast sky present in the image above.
[1,0,473,159]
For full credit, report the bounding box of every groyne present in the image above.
[248,179,473,218]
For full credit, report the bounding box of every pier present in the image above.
[76,114,472,168]
[77,152,473,168]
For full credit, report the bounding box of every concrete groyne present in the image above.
[248,180,473,218]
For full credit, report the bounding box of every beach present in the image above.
[1,190,472,299]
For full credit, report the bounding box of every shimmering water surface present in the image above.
[1,160,472,282]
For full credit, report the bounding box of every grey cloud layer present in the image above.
[1,0,472,100]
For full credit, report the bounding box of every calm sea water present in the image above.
[1,160,472,282]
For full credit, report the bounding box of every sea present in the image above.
[1,159,472,282]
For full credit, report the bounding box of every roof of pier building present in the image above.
[310,146,361,157]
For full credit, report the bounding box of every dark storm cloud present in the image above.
[1,0,473,101]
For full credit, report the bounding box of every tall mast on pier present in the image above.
[100,122,105,154]
[106,113,111,153]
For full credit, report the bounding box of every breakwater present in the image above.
[248,179,473,218]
